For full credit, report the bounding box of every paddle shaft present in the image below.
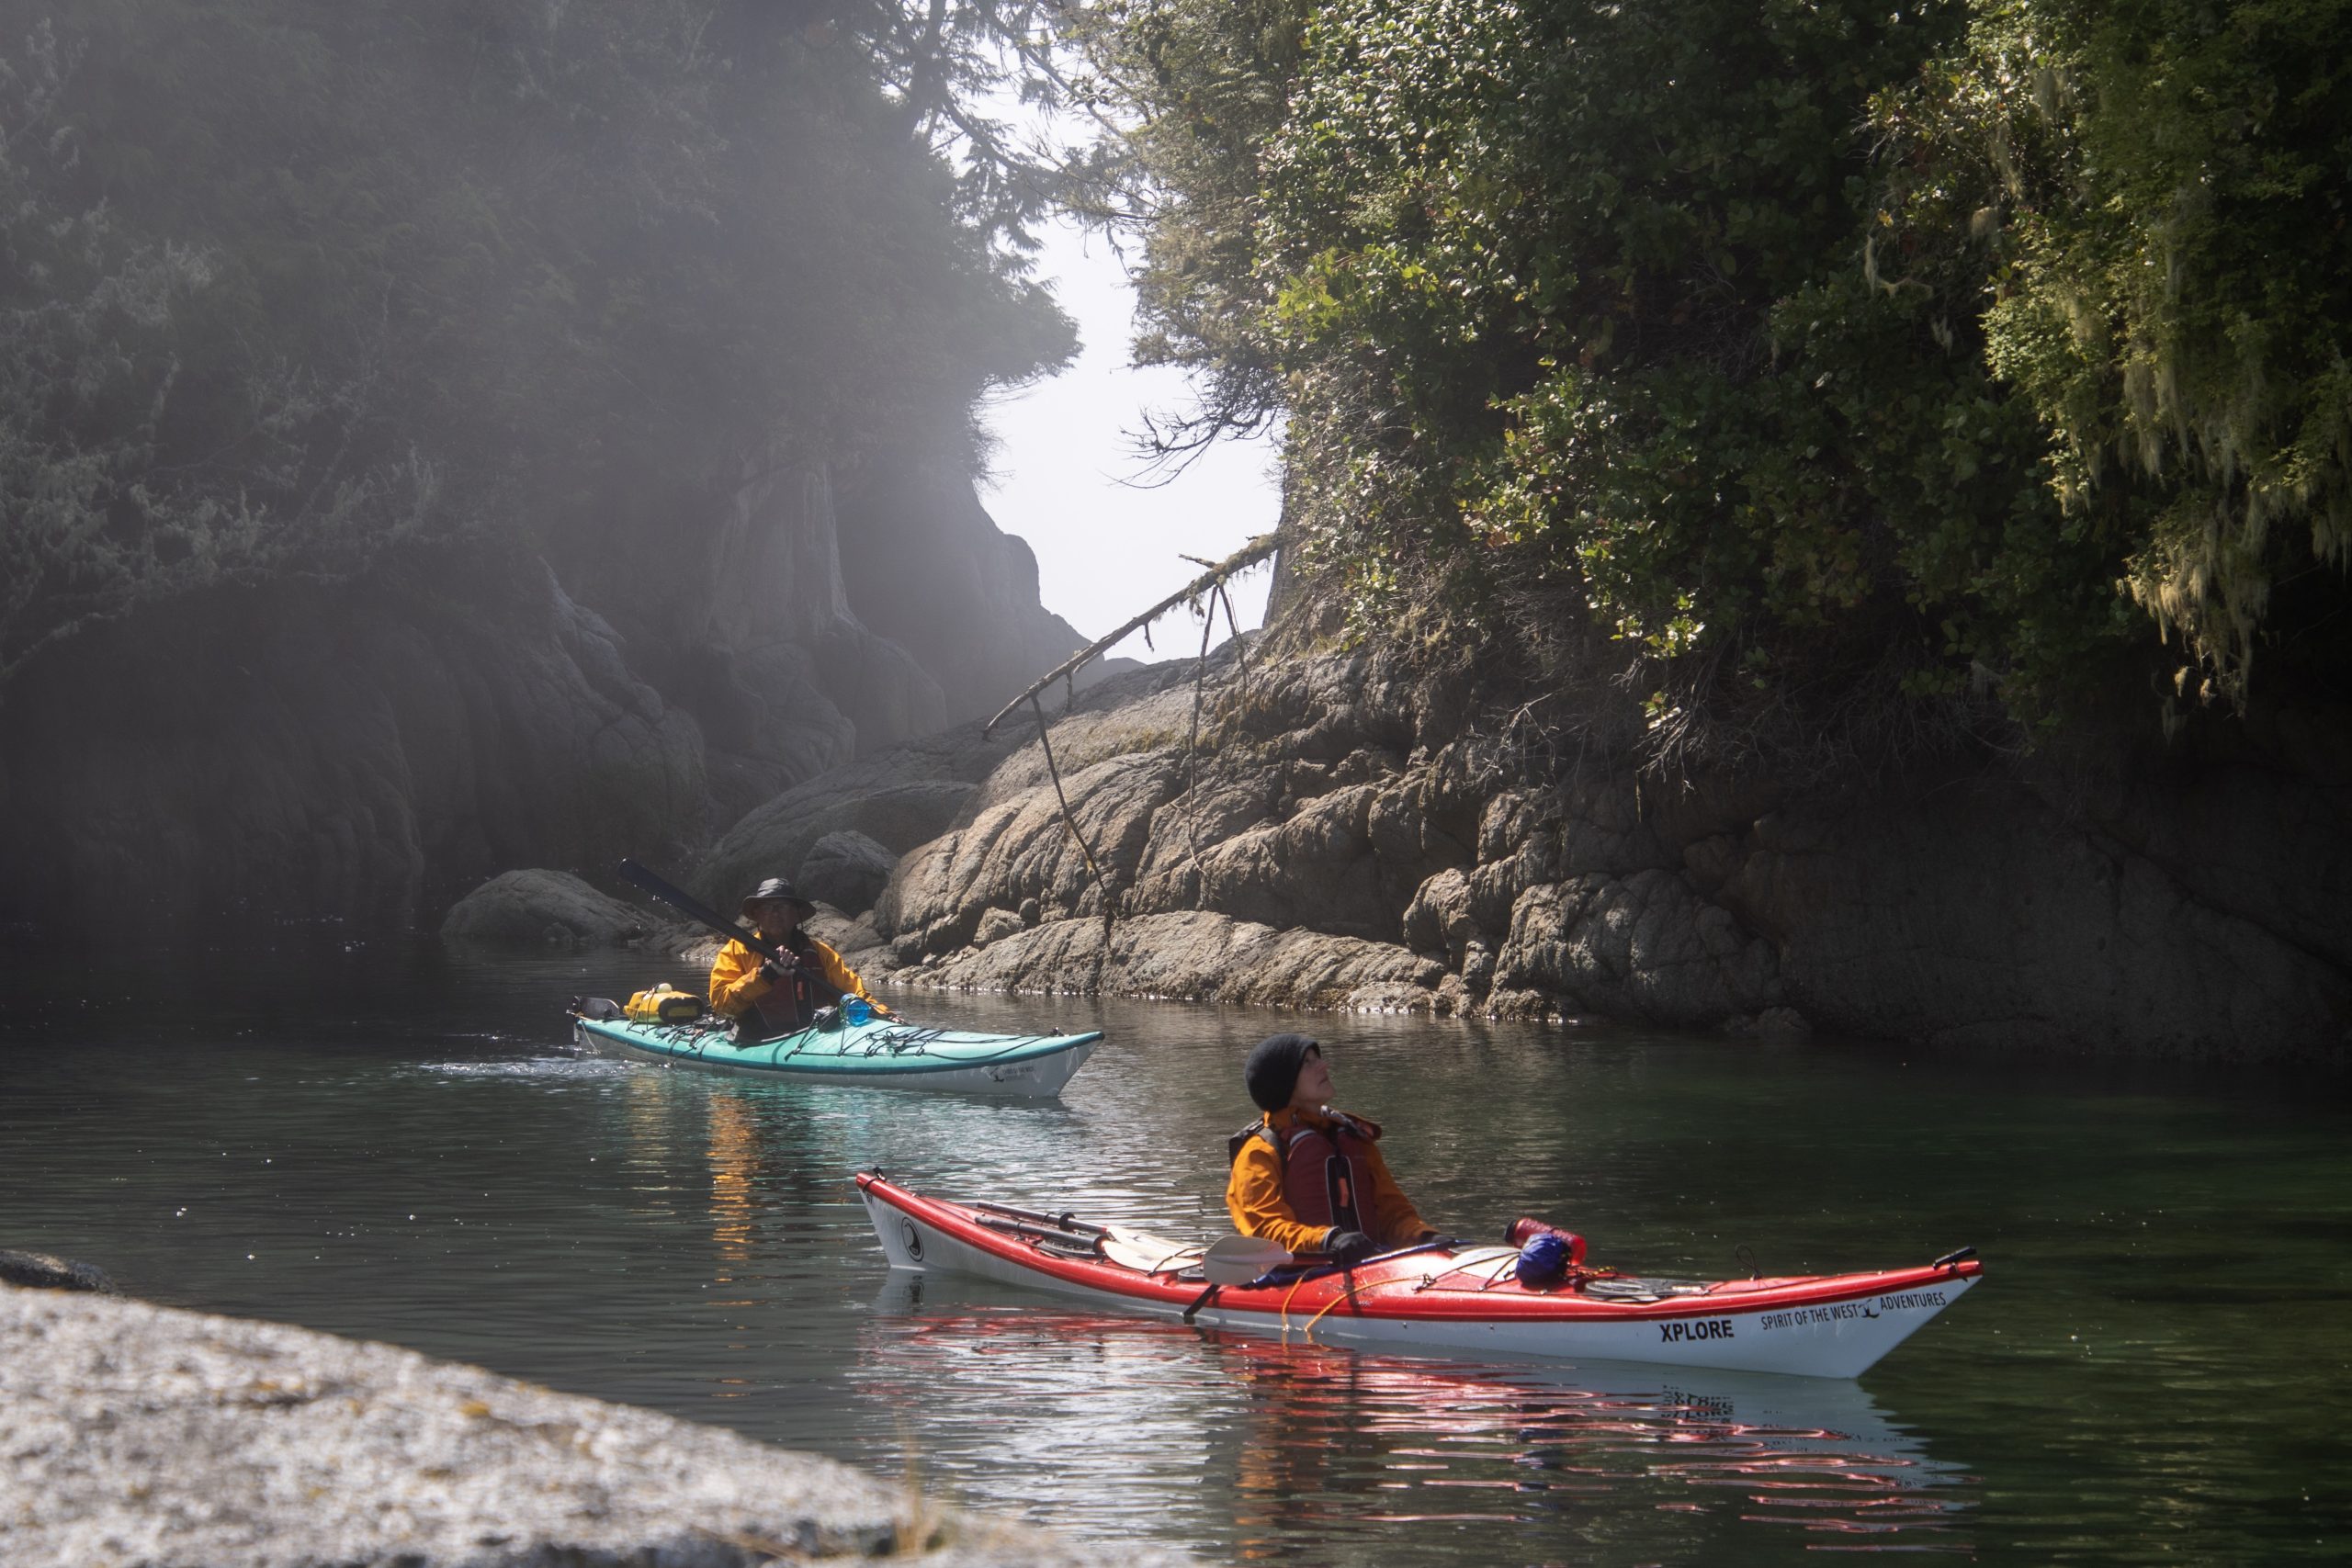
[616,858,820,982]
[1246,1237,1453,1292]
[969,1212,1101,1249]
[971,1201,1104,1237]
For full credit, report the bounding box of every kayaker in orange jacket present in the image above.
[709,877,890,1039]
[1226,1032,1440,1260]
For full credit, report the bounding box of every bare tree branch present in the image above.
[982,530,1278,735]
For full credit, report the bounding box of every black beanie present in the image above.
[1245,1032,1319,1111]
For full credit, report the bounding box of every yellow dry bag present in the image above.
[626,985,703,1024]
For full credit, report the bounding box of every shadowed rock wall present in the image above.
[0,464,1087,941]
[0,554,707,936]
[836,464,1108,728]
[685,461,950,826]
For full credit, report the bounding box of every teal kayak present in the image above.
[571,1013,1101,1098]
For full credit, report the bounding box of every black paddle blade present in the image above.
[616,859,760,952]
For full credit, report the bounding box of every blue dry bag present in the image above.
[1515,1231,1573,1287]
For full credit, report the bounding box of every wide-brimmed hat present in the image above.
[740,877,816,918]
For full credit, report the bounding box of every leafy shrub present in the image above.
[1087,0,2352,750]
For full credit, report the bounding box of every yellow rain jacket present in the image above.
[1226,1104,1434,1256]
[707,934,882,1022]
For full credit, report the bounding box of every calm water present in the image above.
[2,941,2347,1564]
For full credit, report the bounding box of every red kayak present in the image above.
[855,1171,1981,1378]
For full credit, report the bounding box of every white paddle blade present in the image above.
[1204,1234,1292,1286]
[1100,1225,1205,1275]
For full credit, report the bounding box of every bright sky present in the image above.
[979,213,1279,662]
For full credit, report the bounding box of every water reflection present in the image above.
[709,1092,759,1271]
[856,1272,1970,1560]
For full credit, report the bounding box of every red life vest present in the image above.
[1230,1111,1383,1235]
[748,932,846,1037]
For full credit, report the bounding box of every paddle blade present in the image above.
[1100,1226,1205,1275]
[1204,1235,1292,1286]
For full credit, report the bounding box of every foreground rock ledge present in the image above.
[0,1284,1182,1568]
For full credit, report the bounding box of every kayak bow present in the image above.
[855,1171,1980,1377]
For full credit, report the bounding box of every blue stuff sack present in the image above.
[1515,1231,1573,1288]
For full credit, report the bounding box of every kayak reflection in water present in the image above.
[1226,1033,1442,1263]
[708,876,892,1040]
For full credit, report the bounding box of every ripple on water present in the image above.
[409,1054,633,1083]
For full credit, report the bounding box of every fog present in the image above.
[0,1,1131,937]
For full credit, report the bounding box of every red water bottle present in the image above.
[1504,1215,1588,1266]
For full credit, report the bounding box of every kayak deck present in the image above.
[856,1172,1980,1378]
[574,1015,1100,1097]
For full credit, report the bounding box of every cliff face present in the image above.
[0,468,1084,939]
[0,555,703,936]
[782,643,2349,1062]
[836,465,1110,728]
[686,462,944,827]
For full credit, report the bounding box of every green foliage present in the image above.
[1065,0,1310,457]
[1877,0,2352,703]
[1091,0,2352,741]
[0,0,1077,689]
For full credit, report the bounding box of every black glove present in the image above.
[1323,1229,1376,1263]
[758,959,787,984]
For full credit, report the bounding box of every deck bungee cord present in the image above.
[624,1016,1068,1065]
[965,1199,1632,1303]
[851,1025,1066,1061]
[1408,1250,1522,1293]
[1297,1276,1373,1338]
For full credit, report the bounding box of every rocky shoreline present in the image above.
[452,636,2352,1063]
[1,1268,1176,1568]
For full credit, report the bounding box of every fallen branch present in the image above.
[1029,692,1102,879]
[981,532,1279,737]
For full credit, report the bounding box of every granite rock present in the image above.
[0,1284,1185,1568]
[697,723,1027,912]
[797,829,899,917]
[0,1251,116,1293]
[439,869,652,946]
[0,456,1099,945]
[787,637,2352,1058]
[0,559,707,938]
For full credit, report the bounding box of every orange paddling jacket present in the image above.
[1225,1104,1435,1256]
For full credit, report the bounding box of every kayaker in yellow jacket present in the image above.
[1226,1032,1439,1260]
[709,877,891,1039]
